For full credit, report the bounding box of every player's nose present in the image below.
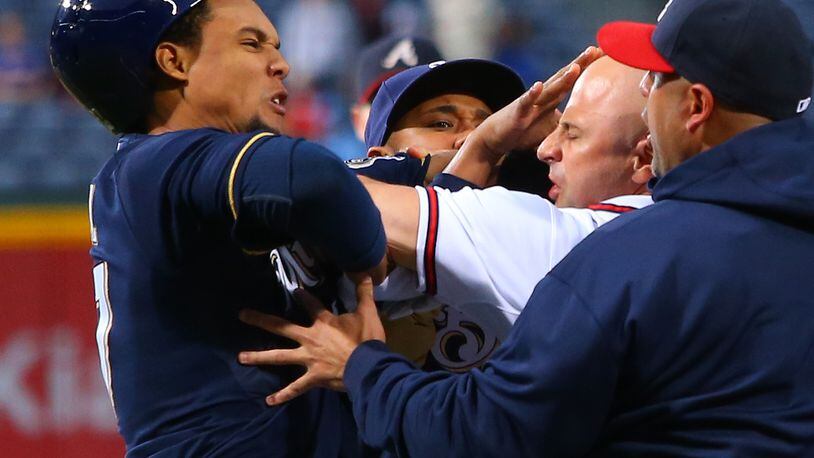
[269,54,290,80]
[537,133,562,164]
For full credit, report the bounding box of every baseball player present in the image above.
[51,0,386,455]
[360,55,653,339]
[355,58,529,370]
[351,35,444,142]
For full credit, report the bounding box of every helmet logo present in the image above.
[798,97,811,114]
[162,0,178,15]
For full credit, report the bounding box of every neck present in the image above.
[146,91,237,135]
[631,182,651,196]
[700,107,772,153]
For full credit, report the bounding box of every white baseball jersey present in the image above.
[373,186,653,342]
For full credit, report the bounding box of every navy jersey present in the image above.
[89,129,384,457]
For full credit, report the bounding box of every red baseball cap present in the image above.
[595,0,813,121]
[596,21,673,74]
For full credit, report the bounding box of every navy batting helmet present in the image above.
[50,0,206,133]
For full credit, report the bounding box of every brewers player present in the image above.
[51,0,385,455]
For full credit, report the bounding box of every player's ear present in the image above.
[155,42,194,84]
[686,83,714,134]
[351,104,370,141]
[631,135,654,185]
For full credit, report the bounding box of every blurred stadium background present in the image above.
[0,0,811,456]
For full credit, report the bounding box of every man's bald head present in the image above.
[537,57,652,208]
[567,56,647,146]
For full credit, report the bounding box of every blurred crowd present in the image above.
[0,0,811,203]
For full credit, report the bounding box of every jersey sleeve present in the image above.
[180,132,385,272]
[428,172,479,191]
[343,274,620,457]
[346,153,430,186]
[414,186,601,337]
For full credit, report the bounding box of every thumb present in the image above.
[354,276,376,319]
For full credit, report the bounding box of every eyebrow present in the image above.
[426,105,491,119]
[238,26,280,49]
[559,120,580,131]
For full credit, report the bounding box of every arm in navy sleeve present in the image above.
[343,274,619,456]
[243,137,385,272]
[346,153,479,191]
[347,153,430,187]
[183,133,385,273]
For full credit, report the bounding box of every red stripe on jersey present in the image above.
[587,203,638,214]
[423,187,439,296]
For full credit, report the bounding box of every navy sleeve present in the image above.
[236,137,385,272]
[344,274,619,456]
[179,132,385,272]
[429,172,479,191]
[346,153,430,186]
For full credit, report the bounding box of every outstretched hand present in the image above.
[238,277,385,405]
[478,46,604,154]
[444,47,603,186]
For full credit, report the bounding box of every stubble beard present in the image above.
[246,115,281,135]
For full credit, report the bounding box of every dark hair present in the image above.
[139,2,213,132]
[159,1,213,51]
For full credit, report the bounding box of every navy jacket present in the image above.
[344,118,814,456]
[90,130,384,456]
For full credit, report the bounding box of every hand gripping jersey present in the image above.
[89,129,385,456]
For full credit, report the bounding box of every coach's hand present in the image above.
[238,277,385,405]
[477,46,604,154]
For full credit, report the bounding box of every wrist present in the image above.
[465,130,503,164]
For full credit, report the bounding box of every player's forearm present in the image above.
[443,131,503,187]
[359,176,419,270]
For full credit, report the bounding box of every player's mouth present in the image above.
[547,169,563,202]
[270,90,288,116]
[548,183,561,202]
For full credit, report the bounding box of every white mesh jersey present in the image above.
[406,186,654,340]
